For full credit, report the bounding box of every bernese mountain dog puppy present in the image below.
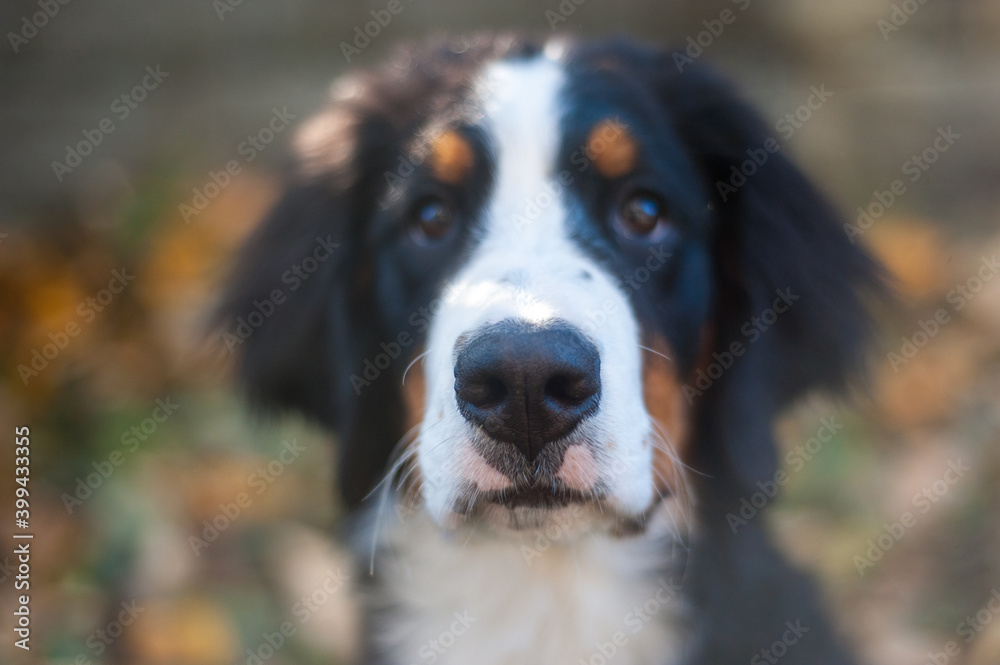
[220,34,884,665]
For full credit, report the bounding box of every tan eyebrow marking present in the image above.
[586,119,638,178]
[429,130,475,184]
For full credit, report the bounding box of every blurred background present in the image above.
[1,1,999,663]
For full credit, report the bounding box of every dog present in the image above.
[219,34,884,665]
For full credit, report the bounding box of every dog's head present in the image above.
[219,36,882,537]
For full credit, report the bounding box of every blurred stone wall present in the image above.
[2,0,1000,234]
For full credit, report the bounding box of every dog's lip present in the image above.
[473,484,599,509]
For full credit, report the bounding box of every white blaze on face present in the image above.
[417,54,656,528]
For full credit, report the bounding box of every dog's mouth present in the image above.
[460,483,600,512]
[443,482,603,534]
[418,432,677,535]
[443,480,664,536]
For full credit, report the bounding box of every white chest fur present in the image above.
[367,511,686,665]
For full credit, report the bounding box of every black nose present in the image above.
[454,320,601,462]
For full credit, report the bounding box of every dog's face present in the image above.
[397,53,709,532]
[221,36,880,538]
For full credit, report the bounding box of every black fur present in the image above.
[218,35,885,664]
[218,36,520,506]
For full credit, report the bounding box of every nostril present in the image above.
[460,376,507,409]
[545,373,597,406]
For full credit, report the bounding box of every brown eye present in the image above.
[616,192,671,240]
[409,197,453,243]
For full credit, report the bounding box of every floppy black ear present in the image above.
[216,173,413,507]
[661,60,886,490]
[216,38,527,508]
[215,55,445,508]
[216,180,349,429]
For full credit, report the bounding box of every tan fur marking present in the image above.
[429,130,475,184]
[402,350,427,431]
[395,350,428,504]
[587,119,638,178]
[641,339,691,494]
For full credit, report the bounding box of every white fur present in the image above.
[371,52,690,665]
[417,54,658,530]
[371,508,685,665]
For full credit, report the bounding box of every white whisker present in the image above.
[402,349,430,385]
[637,344,673,364]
